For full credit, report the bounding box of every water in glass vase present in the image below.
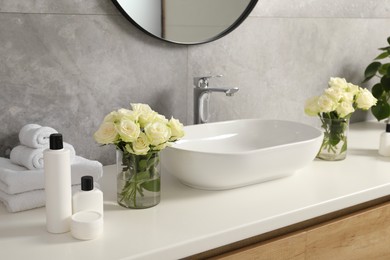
[116,150,161,209]
[117,175,160,209]
[317,117,349,161]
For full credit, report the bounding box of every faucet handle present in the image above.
[193,75,223,88]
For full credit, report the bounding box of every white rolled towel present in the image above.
[0,185,82,213]
[18,124,57,148]
[0,156,103,195]
[10,143,76,170]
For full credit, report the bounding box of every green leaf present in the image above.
[340,138,348,154]
[135,171,151,181]
[363,62,381,82]
[380,76,390,91]
[138,159,147,171]
[141,178,160,192]
[328,127,341,146]
[379,63,390,75]
[387,65,390,77]
[147,157,159,169]
[372,83,384,99]
[379,46,390,51]
[375,51,390,60]
[372,101,390,121]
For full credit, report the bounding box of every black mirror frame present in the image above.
[112,0,259,45]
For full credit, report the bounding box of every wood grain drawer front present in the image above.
[215,202,390,260]
[306,202,390,260]
[215,232,306,260]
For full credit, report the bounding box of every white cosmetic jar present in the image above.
[71,211,103,240]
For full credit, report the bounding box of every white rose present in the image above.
[131,103,152,113]
[93,122,118,144]
[125,133,150,155]
[144,122,171,146]
[153,142,169,151]
[153,114,169,124]
[116,119,140,142]
[346,83,360,96]
[117,108,137,121]
[168,117,185,141]
[318,94,337,113]
[328,77,348,89]
[356,88,377,110]
[131,103,157,127]
[336,101,355,118]
[325,86,344,102]
[103,111,119,123]
[304,96,320,116]
[341,91,355,103]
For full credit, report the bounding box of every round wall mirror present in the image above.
[112,0,259,45]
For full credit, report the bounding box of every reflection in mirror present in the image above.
[113,0,258,45]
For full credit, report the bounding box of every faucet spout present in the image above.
[225,88,239,96]
[201,87,239,97]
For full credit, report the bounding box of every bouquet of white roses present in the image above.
[94,103,184,208]
[304,77,377,160]
[304,77,377,119]
[94,103,184,154]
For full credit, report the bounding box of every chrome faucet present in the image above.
[193,75,239,124]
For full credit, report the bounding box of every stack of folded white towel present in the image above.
[0,124,103,213]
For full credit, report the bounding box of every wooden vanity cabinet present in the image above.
[210,201,390,259]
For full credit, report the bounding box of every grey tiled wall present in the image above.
[1,0,389,164]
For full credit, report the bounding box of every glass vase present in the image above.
[317,117,349,161]
[116,149,160,209]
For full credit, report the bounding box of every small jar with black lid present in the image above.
[72,176,103,216]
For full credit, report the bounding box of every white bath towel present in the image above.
[10,143,76,170]
[0,185,82,213]
[18,124,57,148]
[0,156,103,195]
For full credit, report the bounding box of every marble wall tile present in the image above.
[1,0,389,165]
[0,13,187,164]
[0,0,118,14]
[252,0,390,18]
[188,17,390,126]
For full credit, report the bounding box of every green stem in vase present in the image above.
[118,150,160,208]
[318,114,348,157]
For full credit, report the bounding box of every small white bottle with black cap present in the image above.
[72,176,103,216]
[44,133,72,233]
[379,122,390,156]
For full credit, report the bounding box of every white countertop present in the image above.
[1,121,390,260]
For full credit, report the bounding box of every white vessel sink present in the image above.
[161,119,323,190]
